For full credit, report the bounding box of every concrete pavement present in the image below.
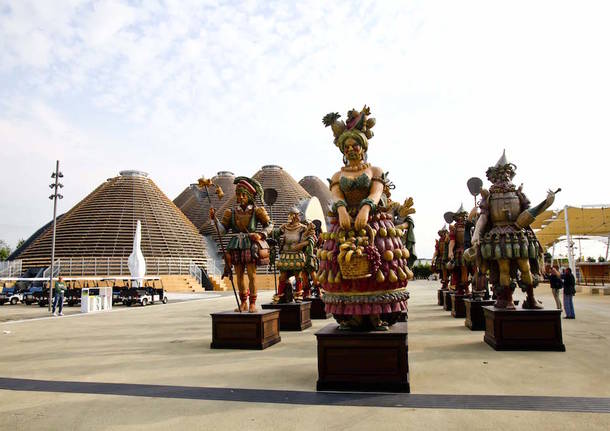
[0,281,609,430]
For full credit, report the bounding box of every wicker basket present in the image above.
[339,255,371,279]
[337,225,374,279]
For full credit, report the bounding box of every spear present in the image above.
[198,177,241,312]
[263,188,278,295]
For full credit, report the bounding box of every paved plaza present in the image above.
[1,281,609,430]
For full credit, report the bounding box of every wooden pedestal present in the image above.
[305,297,331,319]
[464,299,495,330]
[483,307,565,351]
[261,301,312,331]
[443,290,453,311]
[315,322,410,393]
[210,310,281,350]
[397,309,409,322]
[437,289,445,306]
[451,294,467,318]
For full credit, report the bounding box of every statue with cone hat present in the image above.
[209,176,273,312]
[432,225,450,289]
[470,150,560,309]
[318,106,411,330]
[447,204,472,295]
[269,206,318,303]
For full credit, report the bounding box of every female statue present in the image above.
[318,106,411,330]
[270,207,317,303]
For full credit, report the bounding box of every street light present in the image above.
[48,160,63,312]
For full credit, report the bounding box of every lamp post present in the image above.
[48,160,63,311]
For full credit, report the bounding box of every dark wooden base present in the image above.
[261,301,312,331]
[397,309,409,322]
[483,307,565,351]
[443,290,453,311]
[315,322,410,393]
[210,310,281,350]
[437,289,445,306]
[304,297,331,319]
[451,294,468,318]
[464,299,495,330]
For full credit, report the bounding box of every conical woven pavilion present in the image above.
[299,175,333,219]
[12,170,209,278]
[175,171,236,233]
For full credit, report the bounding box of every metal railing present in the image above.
[42,260,60,278]
[188,260,203,286]
[202,235,223,278]
[52,257,203,285]
[0,260,22,277]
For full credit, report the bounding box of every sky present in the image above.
[0,0,609,259]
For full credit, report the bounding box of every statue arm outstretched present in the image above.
[472,213,487,244]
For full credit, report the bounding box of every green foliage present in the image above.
[0,240,11,261]
[599,256,607,263]
[16,239,25,249]
[586,256,597,262]
[412,264,432,280]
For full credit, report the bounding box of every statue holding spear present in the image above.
[201,176,273,313]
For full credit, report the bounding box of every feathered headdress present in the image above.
[323,105,376,152]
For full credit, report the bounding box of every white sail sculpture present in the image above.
[128,220,146,287]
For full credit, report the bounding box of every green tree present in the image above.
[0,240,11,261]
[16,238,25,249]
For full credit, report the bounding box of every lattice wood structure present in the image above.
[299,175,333,217]
[175,171,236,234]
[13,170,209,273]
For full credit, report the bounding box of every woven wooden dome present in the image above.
[175,171,236,233]
[13,170,209,271]
[299,176,333,216]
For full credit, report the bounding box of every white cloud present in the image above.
[0,0,609,257]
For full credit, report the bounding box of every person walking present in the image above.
[563,267,576,319]
[548,265,563,310]
[52,276,67,316]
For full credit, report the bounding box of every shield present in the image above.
[467,177,483,196]
[443,212,454,224]
[298,197,328,232]
[263,188,278,206]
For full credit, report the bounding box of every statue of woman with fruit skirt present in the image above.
[318,106,412,330]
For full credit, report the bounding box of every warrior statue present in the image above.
[209,176,273,312]
[318,105,411,330]
[447,204,471,295]
[303,220,323,299]
[270,207,317,303]
[431,225,450,289]
[471,151,559,309]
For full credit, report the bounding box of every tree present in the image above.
[16,239,25,250]
[0,240,11,261]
